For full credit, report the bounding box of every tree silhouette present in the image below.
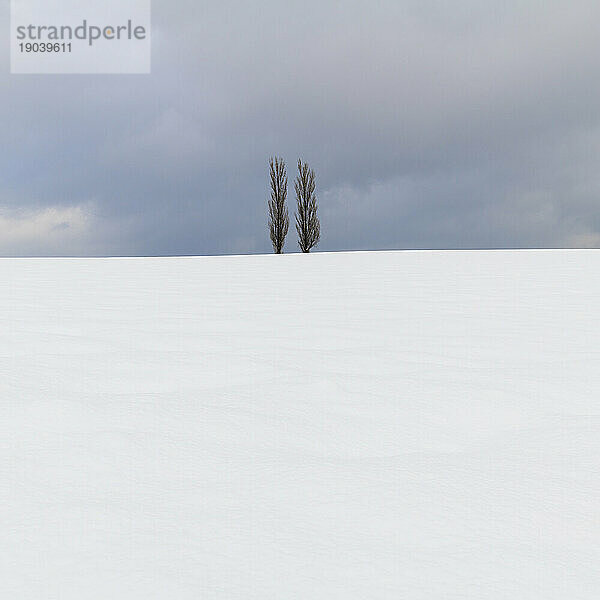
[294,159,320,253]
[268,157,289,254]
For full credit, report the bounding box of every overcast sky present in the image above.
[1,0,600,256]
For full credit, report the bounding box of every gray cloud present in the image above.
[1,0,600,255]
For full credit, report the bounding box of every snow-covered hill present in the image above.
[2,251,599,599]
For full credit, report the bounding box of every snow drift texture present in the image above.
[2,251,599,599]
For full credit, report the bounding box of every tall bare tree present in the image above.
[268,157,289,254]
[294,159,320,253]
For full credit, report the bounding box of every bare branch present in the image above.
[268,156,289,254]
[294,159,320,253]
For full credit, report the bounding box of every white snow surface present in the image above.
[2,250,600,599]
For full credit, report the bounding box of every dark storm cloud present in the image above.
[1,0,600,255]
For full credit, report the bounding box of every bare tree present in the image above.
[294,159,320,253]
[268,157,289,254]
